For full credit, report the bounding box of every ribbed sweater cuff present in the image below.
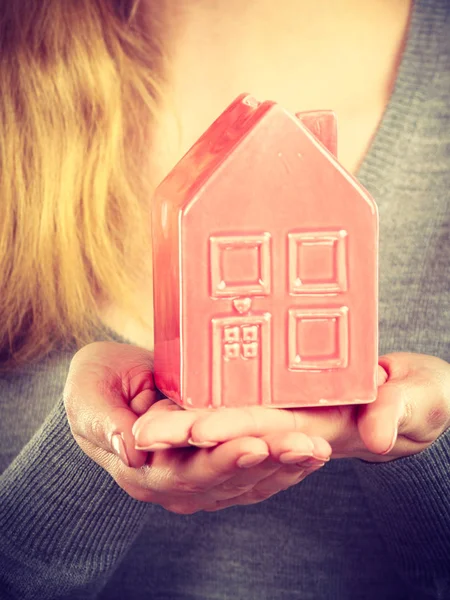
[353,429,450,573]
[0,397,149,576]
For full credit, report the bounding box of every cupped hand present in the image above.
[63,342,331,514]
[133,353,450,462]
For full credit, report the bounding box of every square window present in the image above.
[242,325,259,342]
[297,318,337,358]
[224,343,240,360]
[242,342,259,359]
[298,242,335,283]
[288,307,349,370]
[224,326,240,343]
[210,234,271,297]
[288,230,347,295]
[221,246,260,286]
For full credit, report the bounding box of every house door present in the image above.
[209,233,272,407]
[211,315,271,407]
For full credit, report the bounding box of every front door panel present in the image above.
[211,315,271,407]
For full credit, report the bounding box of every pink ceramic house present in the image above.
[152,94,378,409]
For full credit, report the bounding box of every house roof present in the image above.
[153,94,376,220]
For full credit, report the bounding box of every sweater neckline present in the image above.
[357,0,444,198]
[103,0,445,348]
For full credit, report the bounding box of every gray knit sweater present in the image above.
[1,1,450,598]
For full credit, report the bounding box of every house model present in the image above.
[152,94,378,409]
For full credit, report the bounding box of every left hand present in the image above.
[64,341,331,513]
[133,353,450,462]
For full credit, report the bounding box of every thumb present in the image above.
[357,363,406,455]
[64,342,157,468]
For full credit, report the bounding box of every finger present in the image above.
[307,436,333,461]
[140,436,270,495]
[357,385,407,455]
[119,438,274,511]
[251,459,326,498]
[263,431,332,463]
[134,406,332,457]
[360,354,450,456]
[211,435,331,503]
[189,406,299,444]
[130,389,160,415]
[211,459,281,501]
[357,359,407,455]
[210,464,299,505]
[377,363,389,386]
[64,342,156,468]
[206,433,324,501]
[132,396,184,432]
[133,404,211,450]
[188,405,347,451]
[143,398,183,413]
[204,461,326,511]
[389,354,450,442]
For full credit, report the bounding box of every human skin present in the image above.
[100,0,413,349]
[64,1,442,514]
[64,342,332,514]
[65,345,450,513]
[134,353,450,464]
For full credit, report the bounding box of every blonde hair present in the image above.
[0,0,166,371]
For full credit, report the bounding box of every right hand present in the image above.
[63,342,331,514]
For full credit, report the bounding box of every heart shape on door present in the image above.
[233,297,252,314]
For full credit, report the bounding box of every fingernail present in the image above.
[381,428,398,455]
[313,454,330,463]
[279,451,314,464]
[309,461,326,471]
[294,469,306,481]
[301,458,327,469]
[135,442,172,451]
[111,433,130,467]
[237,453,269,468]
[188,438,217,448]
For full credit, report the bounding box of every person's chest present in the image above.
[153,1,412,178]
[101,1,413,348]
